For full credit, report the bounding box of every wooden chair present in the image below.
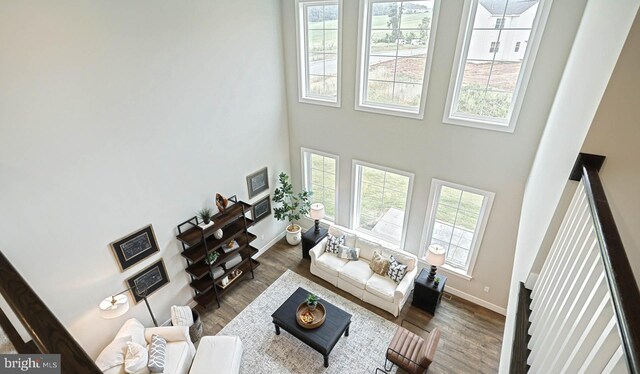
[376,321,441,374]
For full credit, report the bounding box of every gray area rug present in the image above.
[217,270,398,373]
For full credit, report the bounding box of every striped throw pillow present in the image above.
[147,334,166,373]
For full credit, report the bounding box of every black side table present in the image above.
[301,227,328,259]
[412,268,447,315]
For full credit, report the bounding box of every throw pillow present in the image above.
[387,255,408,283]
[170,305,194,326]
[369,251,390,276]
[147,334,166,373]
[124,341,149,374]
[324,234,345,254]
[95,335,132,371]
[337,245,360,261]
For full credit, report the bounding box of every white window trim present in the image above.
[442,0,553,133]
[295,0,343,107]
[419,178,495,279]
[350,159,414,249]
[354,0,441,119]
[301,147,340,223]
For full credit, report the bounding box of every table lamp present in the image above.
[309,203,325,233]
[425,244,446,282]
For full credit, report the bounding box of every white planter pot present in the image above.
[286,224,302,245]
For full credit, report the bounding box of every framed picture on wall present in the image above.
[110,225,160,272]
[252,195,272,223]
[125,259,170,303]
[246,167,269,199]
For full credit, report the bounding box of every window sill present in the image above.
[355,102,424,120]
[443,114,515,133]
[418,259,473,281]
[299,96,340,108]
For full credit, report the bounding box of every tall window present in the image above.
[421,179,494,277]
[296,0,342,106]
[444,0,550,132]
[352,161,414,246]
[356,0,439,118]
[302,148,338,221]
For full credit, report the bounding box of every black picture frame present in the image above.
[246,167,269,199]
[110,225,159,272]
[125,259,170,304]
[252,195,272,223]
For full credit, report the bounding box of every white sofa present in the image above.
[101,318,196,374]
[189,336,243,374]
[310,224,418,317]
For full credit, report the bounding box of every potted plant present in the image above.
[273,172,312,245]
[433,276,441,288]
[306,293,319,311]
[198,207,213,225]
[204,251,219,265]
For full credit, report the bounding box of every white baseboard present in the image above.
[444,285,507,316]
[253,231,286,259]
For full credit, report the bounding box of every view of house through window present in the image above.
[358,0,436,114]
[423,180,494,274]
[353,162,413,245]
[449,0,542,125]
[302,149,338,221]
[296,0,341,104]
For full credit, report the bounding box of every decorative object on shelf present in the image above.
[109,225,159,272]
[210,266,224,279]
[246,167,270,199]
[221,276,230,287]
[273,172,312,245]
[198,207,213,225]
[213,228,223,239]
[252,194,272,223]
[215,193,228,213]
[224,253,242,269]
[125,259,170,305]
[306,293,319,312]
[433,276,441,288]
[220,269,244,289]
[99,284,159,327]
[204,251,219,265]
[309,203,325,234]
[425,244,446,282]
[222,239,239,254]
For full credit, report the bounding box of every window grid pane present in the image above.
[453,0,540,121]
[430,186,485,270]
[356,165,410,244]
[305,152,337,221]
[364,0,434,110]
[301,2,339,101]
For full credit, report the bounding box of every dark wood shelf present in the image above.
[177,202,252,246]
[181,222,256,263]
[188,246,258,294]
[194,259,260,308]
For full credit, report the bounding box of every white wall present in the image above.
[280,0,586,312]
[499,1,640,371]
[581,14,640,282]
[0,0,289,358]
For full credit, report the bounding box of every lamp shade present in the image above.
[425,244,446,266]
[309,203,325,220]
[99,294,129,319]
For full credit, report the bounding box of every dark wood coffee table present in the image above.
[271,287,352,368]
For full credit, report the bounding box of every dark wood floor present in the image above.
[197,239,505,373]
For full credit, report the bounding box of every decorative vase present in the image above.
[307,302,317,312]
[203,217,211,225]
[214,229,223,239]
[286,224,302,245]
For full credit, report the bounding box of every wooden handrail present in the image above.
[0,251,101,373]
[571,153,640,373]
